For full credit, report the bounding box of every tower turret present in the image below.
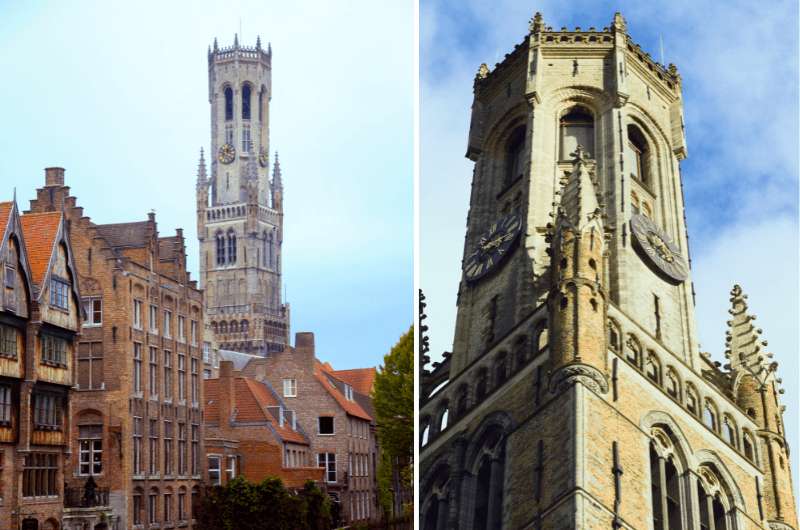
[726,284,797,528]
[547,146,609,394]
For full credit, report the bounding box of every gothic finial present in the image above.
[476,63,490,80]
[268,42,272,55]
[272,151,282,190]
[234,33,239,48]
[612,12,627,32]
[197,147,207,182]
[256,35,261,49]
[213,37,218,52]
[529,11,544,33]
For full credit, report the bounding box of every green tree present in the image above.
[196,476,331,530]
[373,326,413,517]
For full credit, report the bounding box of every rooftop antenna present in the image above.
[659,34,665,66]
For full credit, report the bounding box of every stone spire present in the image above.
[196,147,207,184]
[272,152,282,190]
[725,284,777,384]
[612,11,627,32]
[256,35,261,50]
[529,11,545,33]
[554,145,604,231]
[213,37,218,52]
[234,33,239,48]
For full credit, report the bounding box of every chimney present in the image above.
[45,167,65,187]
[219,361,235,430]
[295,332,315,353]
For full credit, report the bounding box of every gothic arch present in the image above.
[694,450,746,512]
[640,410,695,471]
[464,411,514,472]
[543,85,614,112]
[482,103,529,156]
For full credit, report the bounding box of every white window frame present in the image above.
[149,305,158,334]
[317,452,337,483]
[78,425,103,476]
[133,300,143,329]
[82,297,102,327]
[226,456,236,481]
[178,316,186,342]
[283,378,297,397]
[208,455,221,485]
[344,384,353,401]
[163,310,172,338]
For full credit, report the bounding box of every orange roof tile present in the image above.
[332,368,377,396]
[314,370,372,421]
[203,377,308,445]
[19,211,61,286]
[0,202,12,245]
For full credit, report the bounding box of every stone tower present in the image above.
[197,36,289,354]
[420,12,797,530]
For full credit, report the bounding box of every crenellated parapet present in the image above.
[208,34,271,66]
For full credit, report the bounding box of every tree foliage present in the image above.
[196,477,331,530]
[373,327,414,516]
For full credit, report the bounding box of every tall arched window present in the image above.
[743,430,755,462]
[560,106,594,159]
[475,368,488,402]
[215,232,226,265]
[686,384,699,416]
[722,416,737,448]
[227,230,237,265]
[472,430,506,530]
[495,352,508,386]
[665,369,680,399]
[645,353,661,384]
[455,385,468,418]
[626,336,642,368]
[219,321,228,334]
[504,127,526,188]
[421,419,430,446]
[224,87,234,121]
[242,84,252,120]
[703,401,718,432]
[627,124,651,187]
[649,444,681,530]
[259,87,265,121]
[697,473,729,530]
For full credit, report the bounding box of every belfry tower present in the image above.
[197,36,289,354]
[419,12,796,530]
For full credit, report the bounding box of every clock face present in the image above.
[630,214,688,283]
[464,213,522,283]
[258,149,268,168]
[218,143,235,165]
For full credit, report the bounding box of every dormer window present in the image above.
[50,278,70,310]
[344,384,354,401]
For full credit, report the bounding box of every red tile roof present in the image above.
[0,202,12,244]
[19,211,61,286]
[204,377,308,445]
[331,368,377,396]
[314,370,372,421]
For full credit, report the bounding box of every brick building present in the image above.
[221,332,379,525]
[26,169,205,530]
[419,11,797,530]
[202,360,323,490]
[0,197,82,530]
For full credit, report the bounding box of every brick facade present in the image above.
[227,332,380,525]
[0,195,82,530]
[420,11,797,530]
[26,169,205,530]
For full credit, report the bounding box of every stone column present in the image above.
[706,494,716,530]
[658,457,669,530]
[448,438,467,530]
[436,495,449,530]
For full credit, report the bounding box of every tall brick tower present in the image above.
[420,12,797,530]
[197,35,289,354]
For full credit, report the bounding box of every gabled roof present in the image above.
[314,370,372,421]
[331,368,377,396]
[0,202,12,244]
[204,377,308,445]
[19,211,62,286]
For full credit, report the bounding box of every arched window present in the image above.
[703,401,718,432]
[230,320,239,333]
[215,232,226,266]
[743,430,755,462]
[259,87,265,121]
[241,320,249,333]
[697,473,729,530]
[438,406,449,432]
[535,325,548,354]
[723,416,737,448]
[649,443,681,530]
[495,352,508,386]
[475,368,488,402]
[608,321,621,352]
[560,106,594,159]
[211,321,218,333]
[472,430,506,530]
[513,336,527,369]
[421,419,430,446]
[504,126,526,188]
[219,321,228,334]
[455,385,468,418]
[627,124,651,187]
[226,230,237,264]
[645,353,660,384]
[626,336,642,368]
[665,368,680,399]
[224,87,234,121]
[242,84,252,120]
[686,384,699,416]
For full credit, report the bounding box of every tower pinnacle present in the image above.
[272,152,282,190]
[197,147,207,183]
[725,284,778,384]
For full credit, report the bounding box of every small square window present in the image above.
[283,378,297,397]
[82,298,102,326]
[318,416,334,435]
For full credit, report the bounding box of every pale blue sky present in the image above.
[0,0,413,369]
[421,0,799,495]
